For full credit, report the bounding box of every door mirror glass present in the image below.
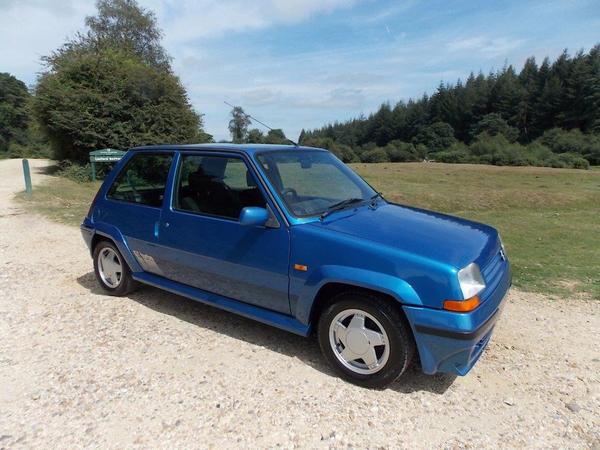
[239,206,269,227]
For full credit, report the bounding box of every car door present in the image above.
[101,152,175,273]
[155,152,291,314]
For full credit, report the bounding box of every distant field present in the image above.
[17,161,600,299]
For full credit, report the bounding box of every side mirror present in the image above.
[239,206,269,227]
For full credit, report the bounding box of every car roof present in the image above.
[129,143,328,155]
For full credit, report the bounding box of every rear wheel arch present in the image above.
[91,233,113,253]
[90,230,142,273]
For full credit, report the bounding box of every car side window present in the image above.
[175,155,266,220]
[107,153,173,208]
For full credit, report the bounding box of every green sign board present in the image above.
[89,148,126,180]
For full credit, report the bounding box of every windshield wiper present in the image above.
[369,192,384,208]
[369,192,383,202]
[320,198,364,219]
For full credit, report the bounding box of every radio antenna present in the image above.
[224,101,298,146]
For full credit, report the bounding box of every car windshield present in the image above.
[256,150,377,217]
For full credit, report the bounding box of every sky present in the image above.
[1,0,599,141]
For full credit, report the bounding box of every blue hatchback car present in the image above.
[81,144,511,388]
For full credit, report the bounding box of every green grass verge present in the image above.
[16,162,600,299]
[16,177,102,226]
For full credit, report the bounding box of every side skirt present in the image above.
[132,271,311,337]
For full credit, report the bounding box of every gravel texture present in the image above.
[1,158,599,449]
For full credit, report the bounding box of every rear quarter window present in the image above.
[107,153,173,208]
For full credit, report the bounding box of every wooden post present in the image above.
[22,159,32,196]
[91,161,96,181]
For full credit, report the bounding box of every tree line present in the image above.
[301,46,600,168]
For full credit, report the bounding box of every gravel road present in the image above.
[1,158,599,449]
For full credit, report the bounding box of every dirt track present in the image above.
[0,158,598,449]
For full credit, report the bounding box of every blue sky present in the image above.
[1,0,599,141]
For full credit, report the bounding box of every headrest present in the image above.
[246,170,257,188]
[188,168,210,192]
[201,157,226,180]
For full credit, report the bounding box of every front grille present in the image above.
[480,250,506,301]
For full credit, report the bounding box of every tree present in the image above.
[366,103,394,146]
[228,106,251,143]
[33,0,204,163]
[586,45,600,132]
[469,113,519,142]
[298,129,307,144]
[247,128,264,144]
[413,122,456,152]
[0,73,30,152]
[86,0,170,70]
[264,129,288,144]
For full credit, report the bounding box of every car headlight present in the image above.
[457,262,486,299]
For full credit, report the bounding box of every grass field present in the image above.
[16,161,600,299]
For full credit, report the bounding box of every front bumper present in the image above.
[403,258,511,375]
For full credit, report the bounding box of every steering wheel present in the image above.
[281,187,299,202]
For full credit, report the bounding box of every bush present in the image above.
[56,161,94,183]
[557,152,590,169]
[415,144,429,160]
[468,133,536,166]
[5,142,52,159]
[585,144,600,165]
[384,141,419,162]
[302,137,359,162]
[435,143,473,163]
[526,142,554,162]
[331,143,360,163]
[469,132,509,156]
[538,128,600,164]
[361,147,390,163]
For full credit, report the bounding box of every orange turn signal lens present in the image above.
[443,295,480,312]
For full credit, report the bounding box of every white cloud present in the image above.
[0,0,96,83]
[155,0,356,45]
[0,0,356,83]
[446,36,524,59]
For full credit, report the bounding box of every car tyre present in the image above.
[318,291,415,388]
[93,240,137,296]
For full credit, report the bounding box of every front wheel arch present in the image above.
[309,283,413,337]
